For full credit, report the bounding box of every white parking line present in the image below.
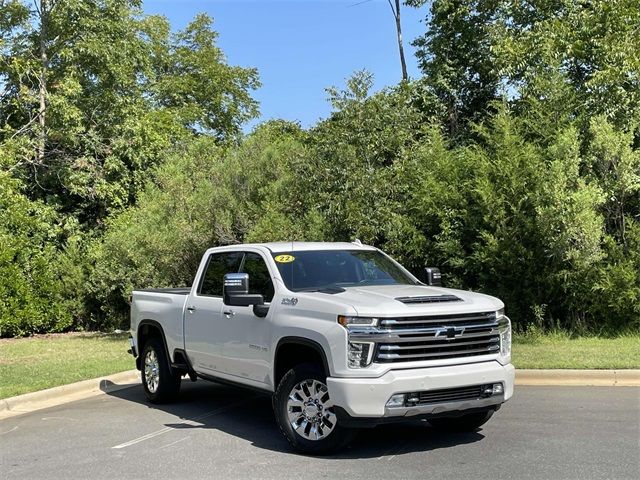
[111,397,257,449]
[378,439,408,461]
[159,436,189,450]
[42,416,79,422]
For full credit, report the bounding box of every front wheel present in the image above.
[428,409,494,432]
[141,338,181,404]
[273,364,355,454]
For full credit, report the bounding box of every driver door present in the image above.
[184,251,243,374]
[221,251,275,385]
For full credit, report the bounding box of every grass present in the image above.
[0,332,133,399]
[0,331,638,399]
[512,331,640,369]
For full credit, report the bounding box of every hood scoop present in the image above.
[395,294,462,304]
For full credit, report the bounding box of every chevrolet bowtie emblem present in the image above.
[435,326,465,339]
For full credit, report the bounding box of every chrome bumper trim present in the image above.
[384,394,504,417]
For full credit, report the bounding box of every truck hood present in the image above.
[319,284,503,317]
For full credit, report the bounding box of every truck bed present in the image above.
[135,287,191,295]
[131,289,189,356]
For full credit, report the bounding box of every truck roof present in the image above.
[239,241,377,253]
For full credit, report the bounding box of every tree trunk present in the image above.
[394,0,408,82]
[37,0,48,165]
[388,0,408,82]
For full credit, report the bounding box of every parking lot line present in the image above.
[0,426,18,435]
[111,396,258,449]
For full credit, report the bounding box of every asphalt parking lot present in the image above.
[1,382,638,480]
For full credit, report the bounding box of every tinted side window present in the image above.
[241,252,275,302]
[199,252,243,296]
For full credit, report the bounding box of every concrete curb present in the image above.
[515,369,640,386]
[0,368,638,421]
[0,370,140,420]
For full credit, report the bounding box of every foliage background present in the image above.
[1,0,638,337]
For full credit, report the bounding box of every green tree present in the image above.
[90,122,308,324]
[0,1,259,226]
[493,0,640,135]
[0,1,259,335]
[89,138,233,324]
[407,0,501,138]
[145,13,260,141]
[585,117,640,248]
[301,72,424,248]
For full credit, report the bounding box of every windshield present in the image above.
[271,249,419,292]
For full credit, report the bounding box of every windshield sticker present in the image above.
[275,254,295,263]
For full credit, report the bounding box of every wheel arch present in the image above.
[274,337,331,387]
[137,320,172,371]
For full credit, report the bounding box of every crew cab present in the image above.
[129,242,514,453]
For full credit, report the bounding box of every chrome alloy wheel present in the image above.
[287,379,337,441]
[144,349,160,393]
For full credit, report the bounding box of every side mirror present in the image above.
[424,267,442,286]
[223,273,264,307]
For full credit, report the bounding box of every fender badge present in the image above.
[281,297,299,306]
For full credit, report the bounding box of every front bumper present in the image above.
[326,361,515,418]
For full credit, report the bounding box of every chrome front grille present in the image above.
[350,311,500,364]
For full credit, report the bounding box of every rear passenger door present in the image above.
[221,251,276,385]
[184,251,243,374]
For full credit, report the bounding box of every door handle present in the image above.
[187,306,196,313]
[223,309,235,318]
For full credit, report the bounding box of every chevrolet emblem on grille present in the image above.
[435,326,465,339]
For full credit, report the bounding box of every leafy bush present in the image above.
[0,174,72,336]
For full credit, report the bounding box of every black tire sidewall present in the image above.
[274,364,354,455]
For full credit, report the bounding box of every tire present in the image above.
[273,363,355,455]
[428,409,494,432]
[140,337,181,404]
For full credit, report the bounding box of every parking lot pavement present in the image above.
[1,382,638,480]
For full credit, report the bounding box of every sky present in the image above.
[143,0,428,131]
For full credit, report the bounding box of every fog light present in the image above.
[386,394,406,408]
[406,394,420,406]
[482,383,504,397]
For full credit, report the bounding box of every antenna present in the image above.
[353,238,362,246]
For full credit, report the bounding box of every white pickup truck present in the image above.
[129,242,514,453]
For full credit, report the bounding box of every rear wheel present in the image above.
[273,364,355,454]
[428,410,494,432]
[141,338,181,403]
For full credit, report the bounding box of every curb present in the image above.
[515,369,640,386]
[0,370,140,420]
[0,369,638,421]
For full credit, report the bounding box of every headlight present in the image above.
[338,316,378,327]
[348,341,374,368]
[497,310,511,358]
[339,316,377,368]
